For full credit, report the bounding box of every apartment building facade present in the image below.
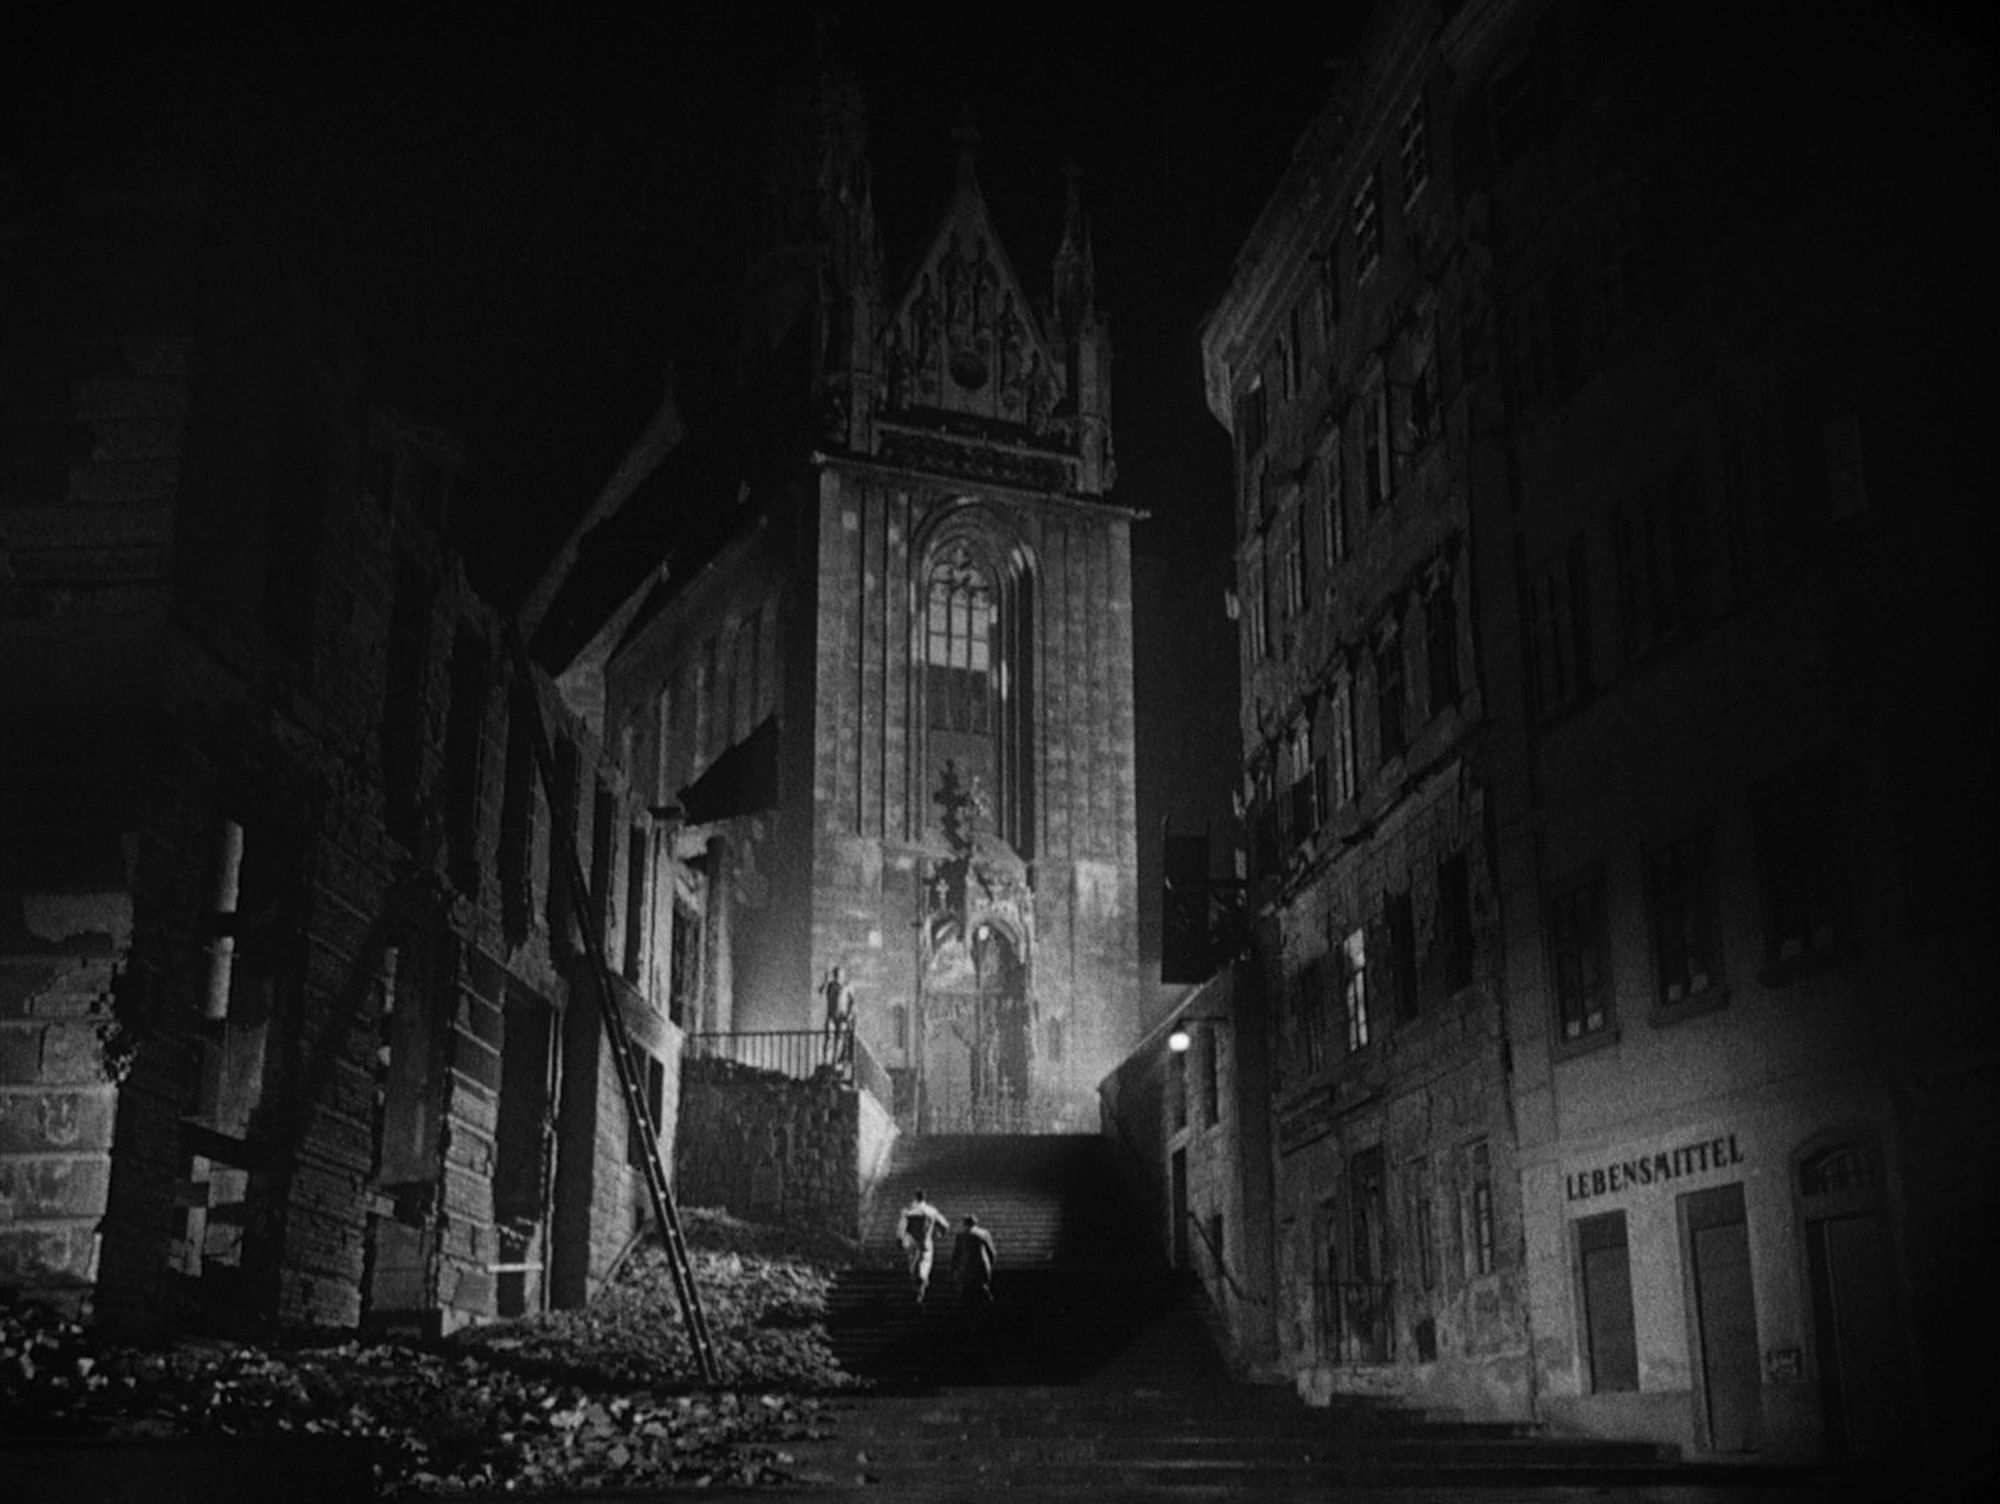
[1,46,673,1336]
[1461,0,1992,1461]
[1197,0,1993,1462]
[1199,0,1528,1421]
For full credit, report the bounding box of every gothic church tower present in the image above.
[740,63,1139,1131]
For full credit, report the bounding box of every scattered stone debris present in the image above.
[0,1208,859,1496]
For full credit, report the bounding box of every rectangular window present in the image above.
[1753,755,1848,968]
[1467,1140,1495,1275]
[1547,867,1610,1041]
[1410,1156,1436,1292]
[1644,816,1723,1010]
[1202,1025,1222,1127]
[1614,462,1713,660]
[1288,721,1318,840]
[1438,850,1474,991]
[1260,547,1277,665]
[1297,958,1328,1077]
[668,899,700,1026]
[1524,538,1592,720]
[1329,682,1358,808]
[1387,889,1417,1023]
[1341,926,1370,1053]
[1406,343,1441,447]
[1507,282,1555,410]
[1281,520,1305,622]
[499,692,536,948]
[1352,168,1383,281]
[1400,95,1430,205]
[694,638,717,768]
[1362,381,1393,511]
[1425,579,1460,716]
[1173,1044,1189,1132]
[445,629,489,900]
[1375,633,1406,765]
[1244,556,1268,662]
[622,824,649,984]
[1577,1211,1639,1391]
[1319,430,1348,568]
[1236,379,1268,462]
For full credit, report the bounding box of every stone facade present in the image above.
[563,76,1143,1140]
[677,1060,896,1240]
[0,50,670,1338]
[1461,0,1994,1462]
[1183,0,1994,1464]
[1199,0,1526,1420]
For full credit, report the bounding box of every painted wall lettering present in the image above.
[1564,1133,1744,1203]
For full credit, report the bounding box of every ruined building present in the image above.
[1,44,667,1334]
[540,74,1143,1137]
[1200,0,1523,1421]
[1191,0,1993,1464]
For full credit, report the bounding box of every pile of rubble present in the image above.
[1,1209,861,1495]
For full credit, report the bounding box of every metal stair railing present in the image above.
[504,621,718,1385]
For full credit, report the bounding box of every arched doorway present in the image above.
[1795,1131,1916,1459]
[919,920,1030,1132]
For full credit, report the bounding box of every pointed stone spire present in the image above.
[1052,159,1095,335]
[953,103,982,193]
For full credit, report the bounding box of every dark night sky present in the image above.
[236,2,1363,604]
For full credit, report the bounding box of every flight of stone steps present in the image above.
[804,1131,1861,1500]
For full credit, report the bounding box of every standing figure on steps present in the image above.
[898,1187,950,1306]
[952,1213,996,1310]
[821,965,855,1074]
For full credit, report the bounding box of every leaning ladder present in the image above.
[503,622,720,1385]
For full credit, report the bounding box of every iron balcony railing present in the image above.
[1313,1276,1396,1365]
[684,1027,891,1108]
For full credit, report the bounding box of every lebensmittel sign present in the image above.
[1564,1132,1745,1204]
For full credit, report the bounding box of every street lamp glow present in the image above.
[1168,1026,1193,1053]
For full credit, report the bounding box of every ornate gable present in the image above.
[857,115,1115,498]
[880,163,1061,435]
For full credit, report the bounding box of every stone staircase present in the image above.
[798,1132,1862,1500]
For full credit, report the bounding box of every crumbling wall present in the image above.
[675,1063,884,1240]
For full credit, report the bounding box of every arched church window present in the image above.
[926,543,994,734]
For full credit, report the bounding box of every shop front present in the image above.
[1523,1095,1917,1461]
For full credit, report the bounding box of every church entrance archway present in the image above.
[918,921,1030,1133]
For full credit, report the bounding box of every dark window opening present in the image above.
[1548,868,1610,1041]
[668,900,700,1027]
[1438,850,1474,991]
[1615,462,1714,660]
[1426,580,1460,716]
[1644,817,1723,1010]
[499,686,536,949]
[1754,755,1848,970]
[622,826,649,984]
[626,1051,666,1168]
[445,630,488,900]
[1524,538,1593,720]
[1375,634,1407,764]
[1387,889,1418,1023]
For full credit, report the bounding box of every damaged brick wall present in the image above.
[675,1062,892,1241]
[1,38,651,1338]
